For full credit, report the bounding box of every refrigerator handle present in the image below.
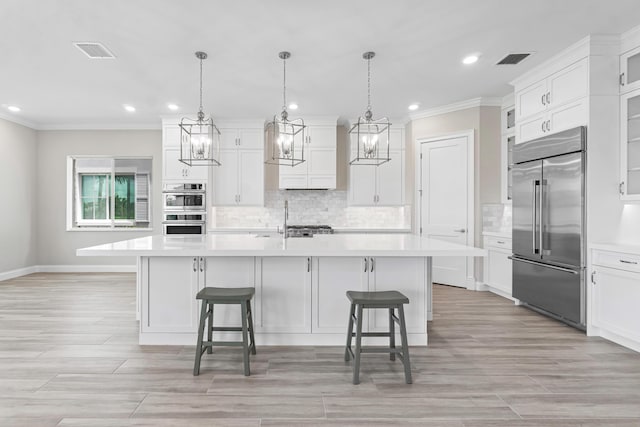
[539,179,545,256]
[532,180,539,254]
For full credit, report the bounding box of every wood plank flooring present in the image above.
[1,272,640,426]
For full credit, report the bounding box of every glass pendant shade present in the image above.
[179,51,221,167]
[350,51,392,166]
[179,113,221,166]
[264,51,306,167]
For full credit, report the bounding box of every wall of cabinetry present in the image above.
[279,118,338,189]
[348,127,405,206]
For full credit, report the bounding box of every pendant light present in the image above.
[265,51,306,167]
[179,51,221,167]
[349,51,391,166]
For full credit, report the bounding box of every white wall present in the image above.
[0,118,37,274]
[35,130,162,267]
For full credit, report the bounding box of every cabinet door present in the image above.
[186,162,209,181]
[516,113,546,143]
[487,249,512,296]
[163,125,181,148]
[548,98,588,134]
[516,80,547,120]
[368,257,426,335]
[213,150,238,205]
[621,45,640,94]
[142,257,200,333]
[308,147,336,177]
[313,257,368,333]
[219,129,239,150]
[163,148,186,181]
[307,126,336,147]
[501,135,515,203]
[376,150,404,206]
[203,257,256,328]
[238,150,264,206]
[621,89,640,199]
[279,159,308,189]
[501,106,516,134]
[238,129,263,149]
[349,160,377,206]
[257,257,312,333]
[592,266,640,342]
[548,59,588,108]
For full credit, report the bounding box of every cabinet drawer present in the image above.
[486,236,512,250]
[592,250,640,273]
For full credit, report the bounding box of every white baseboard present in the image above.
[0,266,39,282]
[0,264,136,281]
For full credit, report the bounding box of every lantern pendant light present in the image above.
[265,51,306,167]
[179,51,221,167]
[349,51,391,166]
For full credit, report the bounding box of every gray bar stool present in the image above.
[344,290,412,384]
[193,287,256,376]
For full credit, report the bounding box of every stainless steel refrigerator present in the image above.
[512,126,586,329]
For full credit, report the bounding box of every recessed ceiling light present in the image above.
[7,105,21,112]
[123,105,136,113]
[288,103,298,110]
[463,55,479,65]
[408,103,420,111]
[167,103,179,111]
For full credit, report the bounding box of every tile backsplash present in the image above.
[482,203,512,233]
[211,191,410,229]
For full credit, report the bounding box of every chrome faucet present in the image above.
[283,200,289,238]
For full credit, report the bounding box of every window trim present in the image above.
[66,155,153,232]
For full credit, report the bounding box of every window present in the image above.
[67,157,152,230]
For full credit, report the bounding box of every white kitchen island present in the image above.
[77,234,485,346]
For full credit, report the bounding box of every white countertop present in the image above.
[590,242,640,256]
[208,227,412,234]
[77,234,486,258]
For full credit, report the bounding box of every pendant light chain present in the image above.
[282,56,287,111]
[199,55,204,115]
[367,55,372,113]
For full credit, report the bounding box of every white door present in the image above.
[419,135,471,288]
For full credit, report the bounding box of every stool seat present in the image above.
[346,290,409,306]
[196,287,255,301]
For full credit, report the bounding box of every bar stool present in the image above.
[344,290,412,384]
[193,287,256,376]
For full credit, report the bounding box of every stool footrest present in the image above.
[202,340,245,347]
[211,327,243,332]
[350,332,392,338]
[360,346,403,354]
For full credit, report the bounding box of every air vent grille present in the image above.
[73,42,115,59]
[497,53,530,65]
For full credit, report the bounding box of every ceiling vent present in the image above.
[73,42,116,59]
[496,53,531,65]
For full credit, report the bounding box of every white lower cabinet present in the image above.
[483,235,513,298]
[591,248,640,351]
[257,257,312,333]
[204,257,257,328]
[141,257,201,333]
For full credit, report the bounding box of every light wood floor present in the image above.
[1,273,640,426]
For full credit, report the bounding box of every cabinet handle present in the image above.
[370,257,375,272]
[307,257,311,272]
[497,241,505,244]
[546,92,551,105]
[364,257,368,272]
[591,270,596,284]
[620,259,638,265]
[541,94,546,106]
[193,257,197,272]
[541,122,546,132]
[619,181,625,195]
[200,257,204,272]
[620,72,626,86]
[238,194,241,203]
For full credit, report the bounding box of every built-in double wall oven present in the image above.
[162,183,207,235]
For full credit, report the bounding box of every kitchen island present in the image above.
[77,234,485,345]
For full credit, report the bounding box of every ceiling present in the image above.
[2,0,640,129]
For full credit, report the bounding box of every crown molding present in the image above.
[36,122,161,131]
[408,97,502,121]
[0,112,39,130]
[621,23,640,53]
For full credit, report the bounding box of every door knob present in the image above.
[453,229,466,233]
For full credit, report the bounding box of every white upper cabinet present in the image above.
[279,120,337,189]
[515,58,588,143]
[620,45,640,94]
[162,125,208,182]
[212,124,264,206]
[620,88,640,200]
[500,101,515,204]
[348,127,405,206]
